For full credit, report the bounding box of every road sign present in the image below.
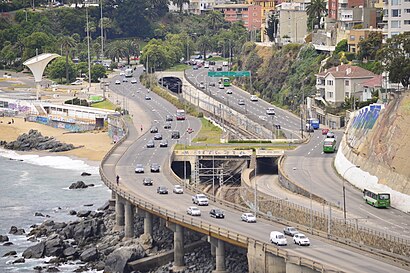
[207,71,251,77]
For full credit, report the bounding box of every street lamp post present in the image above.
[85,0,91,93]
[342,165,360,223]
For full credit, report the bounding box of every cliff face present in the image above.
[359,93,410,193]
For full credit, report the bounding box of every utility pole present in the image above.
[86,0,91,93]
[100,0,104,59]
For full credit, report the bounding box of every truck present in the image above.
[307,118,319,130]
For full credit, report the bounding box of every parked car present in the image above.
[209,208,225,218]
[166,115,173,121]
[171,131,180,139]
[192,194,209,206]
[293,233,310,246]
[270,231,287,246]
[150,126,158,133]
[173,185,184,194]
[250,95,258,101]
[154,133,162,140]
[283,226,299,236]
[135,163,144,173]
[159,139,168,147]
[150,163,160,172]
[241,213,256,223]
[71,79,83,85]
[157,186,168,194]
[187,206,201,216]
[142,177,153,186]
[146,140,155,148]
[163,122,171,129]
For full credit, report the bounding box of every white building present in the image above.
[276,2,308,44]
[383,0,410,38]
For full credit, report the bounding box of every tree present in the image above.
[91,64,106,82]
[306,0,326,30]
[197,35,212,60]
[59,36,76,84]
[206,11,224,33]
[334,39,348,55]
[378,33,410,88]
[265,13,278,42]
[171,0,189,14]
[357,32,382,61]
[47,57,76,83]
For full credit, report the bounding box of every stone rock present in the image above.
[69,181,88,189]
[43,220,55,227]
[9,226,25,235]
[69,210,77,215]
[3,241,13,246]
[34,265,45,271]
[0,234,9,242]
[80,172,91,176]
[87,184,94,187]
[23,241,45,259]
[80,247,98,262]
[35,212,45,217]
[83,204,93,207]
[45,237,65,257]
[76,210,91,218]
[104,246,146,273]
[97,201,109,211]
[94,261,105,271]
[63,247,78,258]
[3,250,17,257]
[12,257,25,264]
[46,266,60,272]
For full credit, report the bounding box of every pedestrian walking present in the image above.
[11,118,14,124]
[116,175,120,185]
[140,125,143,132]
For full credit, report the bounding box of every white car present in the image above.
[119,71,125,76]
[241,213,256,223]
[192,194,209,206]
[115,80,121,85]
[270,231,287,246]
[199,82,205,89]
[135,163,144,173]
[71,79,83,85]
[226,89,232,94]
[293,233,310,246]
[266,107,275,115]
[173,185,184,194]
[131,78,137,84]
[250,95,258,101]
[187,206,201,216]
[122,77,128,82]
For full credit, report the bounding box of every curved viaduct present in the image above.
[99,68,409,273]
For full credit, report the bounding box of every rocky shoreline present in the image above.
[1,201,248,273]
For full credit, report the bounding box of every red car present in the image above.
[322,128,329,135]
[187,128,194,134]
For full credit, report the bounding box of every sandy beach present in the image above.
[0,117,113,162]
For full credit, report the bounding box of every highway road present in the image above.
[184,63,410,240]
[184,65,302,140]
[104,67,409,273]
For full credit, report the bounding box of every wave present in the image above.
[0,148,98,174]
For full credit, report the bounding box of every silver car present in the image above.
[135,163,144,173]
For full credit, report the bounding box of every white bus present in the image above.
[176,109,186,120]
[124,68,133,77]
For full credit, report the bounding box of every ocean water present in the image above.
[0,148,110,272]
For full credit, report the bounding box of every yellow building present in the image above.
[247,0,275,42]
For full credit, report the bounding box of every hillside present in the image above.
[357,93,410,194]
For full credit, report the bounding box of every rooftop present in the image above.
[317,64,375,79]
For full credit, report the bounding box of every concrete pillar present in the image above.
[144,211,153,236]
[174,224,185,267]
[115,194,125,230]
[211,244,216,257]
[109,190,116,210]
[247,242,285,273]
[124,200,134,238]
[208,237,227,273]
[286,260,317,273]
[267,253,286,273]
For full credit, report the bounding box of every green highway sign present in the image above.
[207,71,251,77]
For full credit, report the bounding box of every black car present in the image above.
[150,163,160,172]
[166,115,173,121]
[209,208,225,219]
[150,126,158,133]
[171,131,180,139]
[154,133,162,140]
[216,66,222,71]
[209,82,216,87]
[209,61,216,65]
[157,186,168,194]
[143,177,153,186]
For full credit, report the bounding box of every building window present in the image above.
[404,20,410,25]
[391,20,401,28]
[345,80,350,86]
[345,92,350,97]
[327,92,333,98]
[391,9,401,17]
[405,9,410,13]
[327,80,334,86]
[391,0,401,4]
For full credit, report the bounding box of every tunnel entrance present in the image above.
[159,77,182,94]
[255,157,279,175]
[172,161,192,180]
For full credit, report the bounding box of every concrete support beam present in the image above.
[171,223,185,272]
[124,200,135,238]
[247,242,285,273]
[115,194,125,231]
[208,236,227,273]
[109,190,116,210]
[144,211,153,236]
[211,244,216,257]
[267,253,286,273]
[286,261,317,273]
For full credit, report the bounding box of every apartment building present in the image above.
[276,2,308,44]
[383,0,410,38]
[213,4,262,30]
[347,28,383,53]
[247,0,275,41]
[189,0,216,14]
[315,64,376,106]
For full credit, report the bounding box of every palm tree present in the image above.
[59,36,76,83]
[197,35,211,61]
[306,0,326,29]
[206,11,224,32]
[171,0,189,14]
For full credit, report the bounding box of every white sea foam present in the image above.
[0,148,98,174]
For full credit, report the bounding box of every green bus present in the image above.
[323,138,337,153]
[363,188,390,208]
[223,77,231,87]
